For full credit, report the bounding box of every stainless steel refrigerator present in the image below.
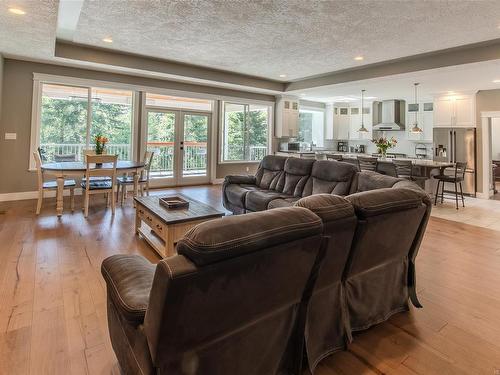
[433,128,476,195]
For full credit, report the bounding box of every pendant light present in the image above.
[358,89,368,132]
[410,83,423,133]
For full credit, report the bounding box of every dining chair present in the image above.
[357,156,378,172]
[326,154,343,161]
[81,154,118,218]
[54,154,77,162]
[434,162,467,209]
[116,151,154,205]
[33,151,76,215]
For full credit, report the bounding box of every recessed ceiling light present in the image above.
[9,8,26,15]
[279,74,287,78]
[102,37,113,43]
[354,56,364,61]
[493,79,500,83]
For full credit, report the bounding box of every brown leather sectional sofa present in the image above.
[102,155,431,374]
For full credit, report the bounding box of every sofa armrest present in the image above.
[101,254,156,324]
[224,175,256,185]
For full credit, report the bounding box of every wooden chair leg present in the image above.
[111,188,116,215]
[116,184,120,203]
[434,180,440,206]
[459,182,465,207]
[146,182,150,196]
[84,191,89,218]
[70,188,75,212]
[121,185,126,205]
[454,182,459,210]
[36,189,43,215]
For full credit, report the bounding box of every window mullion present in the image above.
[86,87,92,154]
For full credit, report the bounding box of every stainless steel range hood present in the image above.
[372,100,406,131]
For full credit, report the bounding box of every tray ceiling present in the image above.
[71,0,500,80]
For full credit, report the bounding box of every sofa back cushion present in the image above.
[349,170,403,194]
[344,187,427,329]
[294,194,358,371]
[276,157,315,196]
[144,207,324,374]
[255,155,287,190]
[302,160,357,197]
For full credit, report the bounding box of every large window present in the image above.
[34,82,134,163]
[221,102,271,162]
[299,108,325,147]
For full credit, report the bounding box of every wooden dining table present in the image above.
[41,161,145,217]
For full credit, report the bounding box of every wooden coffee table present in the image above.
[134,194,225,258]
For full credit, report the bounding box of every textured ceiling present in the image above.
[0,0,58,59]
[292,60,500,102]
[70,0,500,80]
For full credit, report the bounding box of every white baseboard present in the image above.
[0,188,84,202]
[476,190,494,199]
[211,178,225,185]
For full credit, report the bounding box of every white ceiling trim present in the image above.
[56,0,84,41]
[32,72,275,106]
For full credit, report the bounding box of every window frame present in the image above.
[218,99,274,164]
[29,73,139,170]
[298,105,327,148]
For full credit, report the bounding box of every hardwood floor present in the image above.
[0,185,499,374]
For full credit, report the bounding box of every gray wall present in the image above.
[476,89,500,194]
[0,58,274,194]
[0,54,3,118]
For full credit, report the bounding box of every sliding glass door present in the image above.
[146,109,210,186]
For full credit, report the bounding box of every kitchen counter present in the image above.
[328,153,453,168]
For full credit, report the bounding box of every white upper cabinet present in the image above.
[454,96,475,127]
[349,105,372,140]
[275,97,299,137]
[325,104,334,139]
[334,107,350,140]
[433,94,475,128]
[407,102,433,141]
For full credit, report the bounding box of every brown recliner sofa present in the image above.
[294,181,431,373]
[223,156,357,214]
[102,207,326,375]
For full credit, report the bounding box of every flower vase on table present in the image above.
[371,136,397,158]
[94,134,109,166]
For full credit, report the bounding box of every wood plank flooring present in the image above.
[0,185,500,374]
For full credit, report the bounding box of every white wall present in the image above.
[491,117,500,160]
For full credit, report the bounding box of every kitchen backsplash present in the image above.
[347,132,432,158]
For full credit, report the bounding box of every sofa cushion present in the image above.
[176,207,323,266]
[255,155,287,189]
[302,160,357,197]
[276,157,315,196]
[224,184,253,208]
[346,188,424,219]
[101,255,156,324]
[351,170,403,193]
[245,190,292,212]
[295,194,355,222]
[267,197,300,209]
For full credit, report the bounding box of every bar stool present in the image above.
[393,159,427,188]
[357,156,378,172]
[326,154,343,161]
[434,162,467,209]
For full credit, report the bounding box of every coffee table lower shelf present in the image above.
[135,195,225,258]
[136,214,223,258]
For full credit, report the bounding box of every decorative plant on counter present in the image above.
[371,136,397,157]
[94,134,109,155]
